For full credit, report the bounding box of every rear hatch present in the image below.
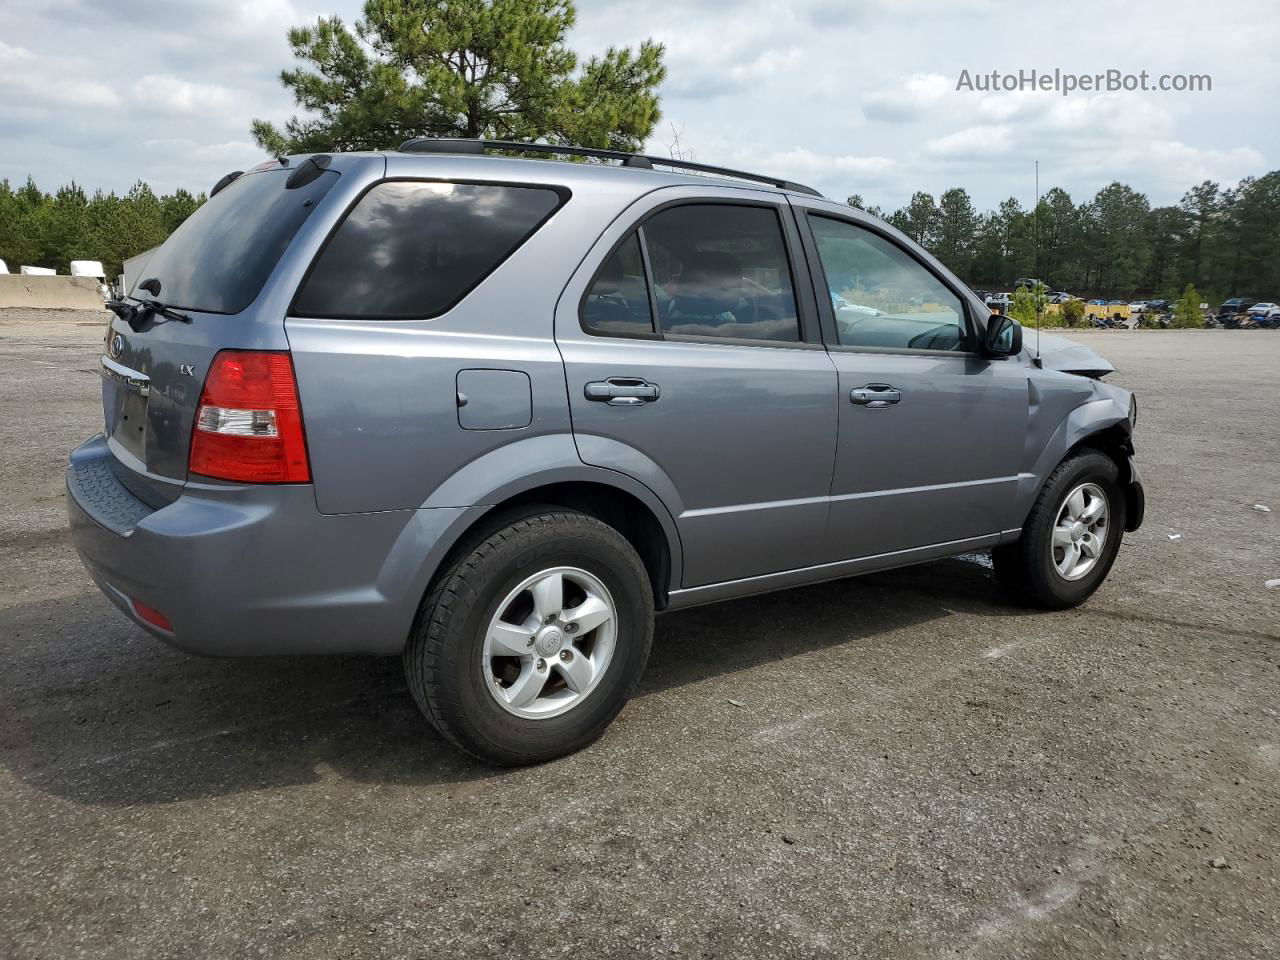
[100,162,341,505]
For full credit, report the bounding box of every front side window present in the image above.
[808,215,968,352]
[294,181,564,319]
[643,204,800,342]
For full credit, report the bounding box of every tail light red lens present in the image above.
[189,351,311,483]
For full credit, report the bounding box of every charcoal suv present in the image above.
[68,140,1144,765]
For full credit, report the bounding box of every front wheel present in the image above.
[993,450,1126,609]
[404,509,654,766]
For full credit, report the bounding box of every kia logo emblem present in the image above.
[109,333,124,360]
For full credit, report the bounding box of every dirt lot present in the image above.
[1,310,1277,959]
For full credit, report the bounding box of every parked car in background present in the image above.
[1220,298,1257,316]
[1013,277,1046,290]
[985,292,1013,309]
[67,140,1144,765]
[1128,301,1149,314]
[1250,304,1280,328]
[1218,298,1266,328]
[1049,291,1074,304]
[1247,301,1277,316]
[1146,299,1171,312]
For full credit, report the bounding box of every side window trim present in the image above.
[795,207,980,356]
[576,196,823,348]
[636,225,662,335]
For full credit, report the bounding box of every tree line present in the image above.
[8,166,1277,305]
[0,178,203,280]
[851,171,1280,302]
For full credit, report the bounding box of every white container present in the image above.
[69,260,106,279]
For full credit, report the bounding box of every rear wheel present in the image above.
[404,509,654,765]
[993,450,1126,609]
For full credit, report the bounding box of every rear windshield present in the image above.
[134,167,339,314]
[291,181,565,319]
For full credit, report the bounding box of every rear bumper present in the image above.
[66,435,477,656]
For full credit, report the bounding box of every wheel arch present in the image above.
[1068,423,1142,531]
[1012,397,1136,536]
[467,481,677,609]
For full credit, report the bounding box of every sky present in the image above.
[1,0,1275,212]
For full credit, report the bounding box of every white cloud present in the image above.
[0,40,121,109]
[132,75,242,116]
[761,147,895,178]
[142,139,265,163]
[926,125,1013,158]
[863,73,952,122]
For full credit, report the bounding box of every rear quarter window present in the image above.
[292,181,566,319]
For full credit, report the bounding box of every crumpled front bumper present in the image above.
[1125,456,1145,531]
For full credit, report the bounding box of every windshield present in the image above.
[134,167,339,314]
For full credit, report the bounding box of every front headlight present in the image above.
[1129,395,1138,428]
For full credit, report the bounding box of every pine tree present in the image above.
[1171,284,1203,328]
[251,0,666,154]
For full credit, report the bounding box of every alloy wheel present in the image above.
[1050,481,1109,581]
[481,566,617,719]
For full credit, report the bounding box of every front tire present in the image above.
[404,509,654,766]
[993,450,1126,609]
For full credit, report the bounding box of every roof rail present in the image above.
[397,138,823,198]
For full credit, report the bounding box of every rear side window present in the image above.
[293,181,565,319]
[136,168,339,314]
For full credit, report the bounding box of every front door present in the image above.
[555,188,838,588]
[793,203,1029,562]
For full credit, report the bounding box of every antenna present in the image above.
[1034,159,1042,366]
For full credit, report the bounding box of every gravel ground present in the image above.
[1,310,1277,959]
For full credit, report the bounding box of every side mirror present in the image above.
[983,314,1022,357]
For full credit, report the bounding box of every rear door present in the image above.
[98,159,357,503]
[792,201,1029,562]
[284,172,575,515]
[555,186,838,588]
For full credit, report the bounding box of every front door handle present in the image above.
[585,378,660,406]
[850,383,901,407]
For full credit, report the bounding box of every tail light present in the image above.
[189,351,311,483]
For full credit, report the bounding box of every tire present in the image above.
[993,450,1126,609]
[403,509,654,766]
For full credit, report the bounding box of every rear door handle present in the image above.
[585,378,660,406]
[850,383,901,407]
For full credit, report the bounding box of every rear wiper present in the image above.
[106,298,191,331]
[106,277,191,331]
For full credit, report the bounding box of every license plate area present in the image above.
[111,391,149,462]
[100,355,150,463]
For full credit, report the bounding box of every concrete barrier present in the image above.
[0,275,106,311]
